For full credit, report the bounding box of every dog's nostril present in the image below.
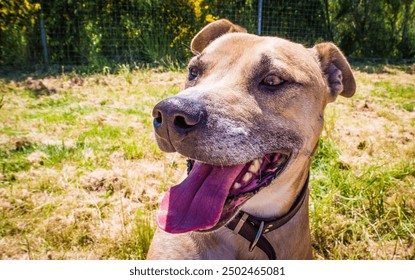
[154,111,163,128]
[174,115,194,130]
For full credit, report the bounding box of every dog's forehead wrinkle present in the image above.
[253,53,294,80]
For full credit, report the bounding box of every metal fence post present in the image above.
[40,6,49,65]
[257,0,263,35]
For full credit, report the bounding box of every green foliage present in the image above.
[261,0,328,45]
[0,0,414,66]
[330,0,415,59]
[0,0,41,65]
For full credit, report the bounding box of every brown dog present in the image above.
[147,19,355,259]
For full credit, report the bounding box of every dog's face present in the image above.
[152,20,355,234]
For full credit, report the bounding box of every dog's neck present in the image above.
[225,174,309,259]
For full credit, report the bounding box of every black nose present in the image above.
[152,97,205,140]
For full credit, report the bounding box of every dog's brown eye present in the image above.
[188,67,199,80]
[261,74,284,87]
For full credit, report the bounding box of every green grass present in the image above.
[311,137,415,259]
[0,66,414,259]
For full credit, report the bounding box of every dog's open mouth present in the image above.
[157,152,290,234]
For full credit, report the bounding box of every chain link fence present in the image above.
[1,0,413,67]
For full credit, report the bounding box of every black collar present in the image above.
[225,174,309,260]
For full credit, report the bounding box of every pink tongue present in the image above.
[157,162,246,233]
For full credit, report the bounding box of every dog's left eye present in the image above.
[188,66,199,80]
[261,74,284,87]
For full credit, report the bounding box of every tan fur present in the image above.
[313,42,356,100]
[148,20,355,260]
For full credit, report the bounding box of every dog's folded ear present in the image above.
[313,42,356,102]
[191,19,247,54]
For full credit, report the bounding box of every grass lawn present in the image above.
[0,65,414,259]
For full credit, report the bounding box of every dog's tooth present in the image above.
[248,159,260,173]
[241,172,252,183]
[233,182,242,190]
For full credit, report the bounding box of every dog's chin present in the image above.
[196,151,291,233]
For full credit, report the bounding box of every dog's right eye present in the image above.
[188,67,199,80]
